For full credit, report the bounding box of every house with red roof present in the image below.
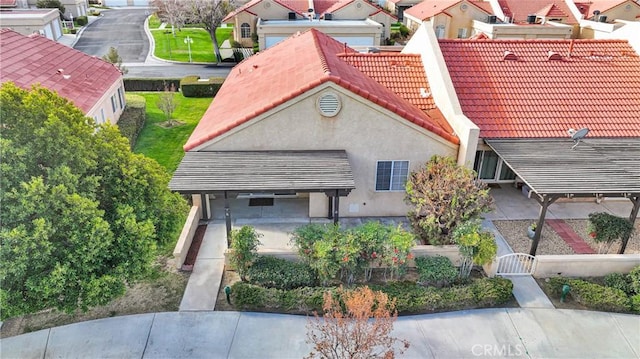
[403,0,493,38]
[169,29,467,223]
[0,29,126,124]
[223,0,396,50]
[568,0,640,41]
[0,8,63,41]
[404,22,640,184]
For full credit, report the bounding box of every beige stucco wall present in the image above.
[473,21,574,39]
[368,11,394,39]
[599,1,640,22]
[587,20,640,55]
[86,77,126,124]
[532,254,640,278]
[197,82,458,217]
[0,9,62,40]
[232,12,258,46]
[172,206,201,269]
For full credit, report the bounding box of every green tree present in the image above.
[102,47,128,74]
[405,155,493,245]
[185,0,236,63]
[0,83,188,318]
[36,0,65,15]
[229,226,262,281]
[452,220,497,278]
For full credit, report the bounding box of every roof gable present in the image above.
[184,29,457,151]
[404,0,491,22]
[0,29,122,114]
[439,39,640,138]
[584,0,639,17]
[497,0,578,23]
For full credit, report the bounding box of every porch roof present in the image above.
[169,150,355,194]
[485,138,640,197]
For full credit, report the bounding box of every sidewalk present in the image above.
[2,308,638,358]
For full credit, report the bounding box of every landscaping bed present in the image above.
[493,220,574,255]
[564,219,640,254]
[0,256,189,338]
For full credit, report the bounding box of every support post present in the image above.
[333,190,339,225]
[200,193,210,219]
[224,191,232,248]
[619,196,640,254]
[327,195,333,219]
[529,194,559,256]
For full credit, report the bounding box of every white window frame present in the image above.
[240,23,251,38]
[117,86,124,109]
[375,160,409,192]
[111,94,117,113]
[435,25,446,39]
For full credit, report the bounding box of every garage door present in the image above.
[133,0,149,5]
[104,0,127,6]
[332,36,374,46]
[265,36,288,48]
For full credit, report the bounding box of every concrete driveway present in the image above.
[73,8,151,63]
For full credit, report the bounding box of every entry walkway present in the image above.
[547,219,596,254]
[483,220,555,309]
[2,309,638,358]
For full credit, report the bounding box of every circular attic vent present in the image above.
[317,93,341,117]
[264,1,271,8]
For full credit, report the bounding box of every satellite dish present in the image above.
[571,127,589,149]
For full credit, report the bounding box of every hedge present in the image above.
[546,277,632,313]
[117,94,146,148]
[246,256,316,290]
[180,76,225,98]
[124,78,182,92]
[231,277,513,315]
[76,16,88,26]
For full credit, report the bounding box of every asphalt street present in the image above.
[124,63,233,78]
[74,8,151,62]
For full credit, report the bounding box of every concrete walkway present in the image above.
[483,220,555,309]
[179,221,227,311]
[2,309,638,358]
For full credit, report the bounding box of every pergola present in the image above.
[169,150,355,242]
[486,138,640,255]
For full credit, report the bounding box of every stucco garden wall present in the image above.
[532,254,640,278]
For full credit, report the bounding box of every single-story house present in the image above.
[169,29,466,225]
[0,8,63,40]
[402,0,493,38]
[0,29,126,124]
[223,0,396,49]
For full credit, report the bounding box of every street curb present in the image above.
[70,14,104,48]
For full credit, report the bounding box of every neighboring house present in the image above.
[0,29,126,124]
[403,0,493,38]
[0,9,63,40]
[404,23,640,184]
[0,0,88,17]
[385,0,421,22]
[169,29,462,221]
[223,0,396,49]
[102,0,149,6]
[569,0,640,39]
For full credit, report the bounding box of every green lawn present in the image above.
[148,14,161,29]
[150,27,234,63]
[133,93,213,173]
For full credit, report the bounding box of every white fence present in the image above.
[495,253,537,275]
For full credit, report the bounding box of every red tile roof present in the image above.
[184,29,458,151]
[224,0,392,21]
[536,4,567,18]
[0,29,122,114]
[439,39,640,138]
[497,0,578,23]
[582,0,640,17]
[0,0,16,7]
[404,0,491,22]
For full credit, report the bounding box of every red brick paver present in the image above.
[546,219,596,254]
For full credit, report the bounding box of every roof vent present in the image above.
[503,51,518,61]
[317,93,341,117]
[547,51,563,61]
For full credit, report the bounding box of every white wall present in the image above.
[533,254,640,278]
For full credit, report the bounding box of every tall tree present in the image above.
[152,0,188,37]
[405,155,493,245]
[36,0,65,15]
[184,0,236,63]
[0,83,188,318]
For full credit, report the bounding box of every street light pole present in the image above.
[184,36,193,63]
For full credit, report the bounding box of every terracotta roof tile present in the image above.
[439,38,640,138]
[0,29,122,114]
[185,29,457,151]
[404,0,491,21]
[498,0,578,23]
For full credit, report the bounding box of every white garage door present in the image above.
[133,0,149,5]
[43,23,53,40]
[104,0,127,6]
[332,36,374,46]
[265,36,288,49]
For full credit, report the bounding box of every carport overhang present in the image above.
[169,150,356,243]
[485,138,640,255]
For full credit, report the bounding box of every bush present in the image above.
[69,28,77,34]
[123,78,181,92]
[180,76,225,98]
[471,277,513,307]
[629,266,640,295]
[229,226,262,281]
[117,94,146,148]
[231,282,328,313]
[547,277,631,312]
[246,256,316,290]
[75,16,88,26]
[415,256,457,287]
[604,273,633,296]
[631,294,640,313]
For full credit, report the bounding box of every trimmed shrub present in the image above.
[604,273,633,296]
[631,294,640,313]
[123,78,181,92]
[547,277,631,312]
[471,277,513,307]
[415,256,457,287]
[76,16,88,26]
[180,76,225,98]
[231,282,328,313]
[629,265,640,295]
[117,94,146,148]
[246,256,316,290]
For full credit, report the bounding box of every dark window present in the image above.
[376,160,409,191]
[241,23,251,38]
